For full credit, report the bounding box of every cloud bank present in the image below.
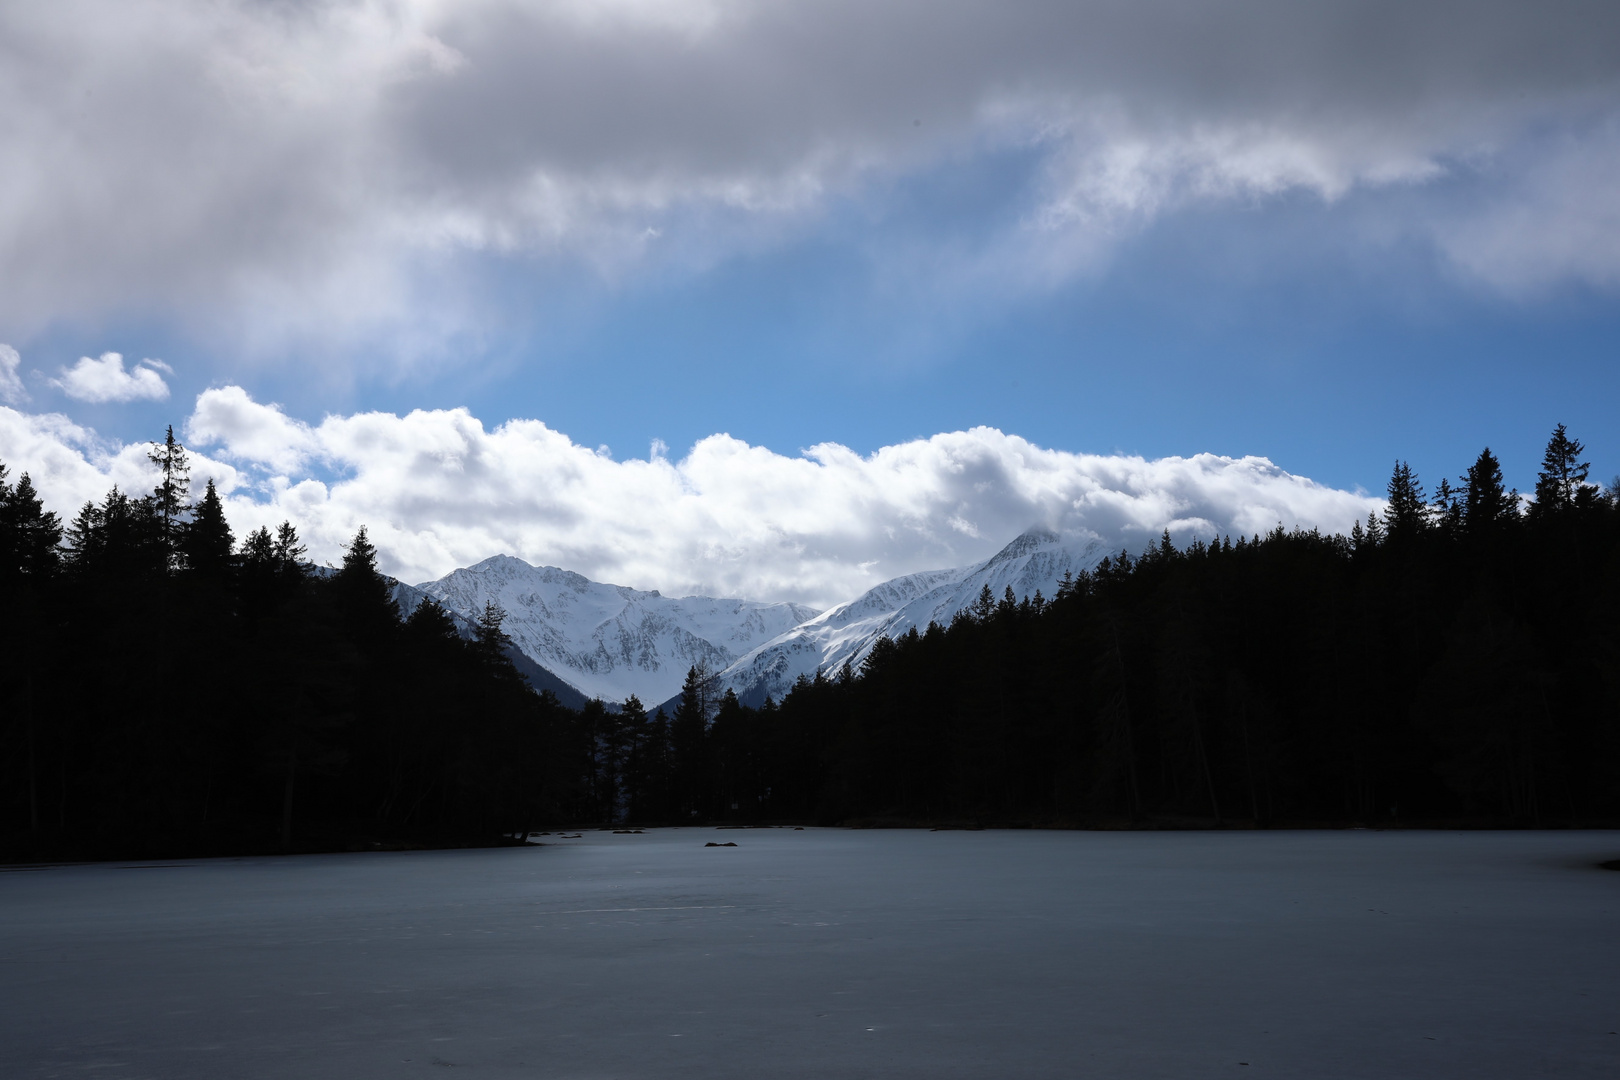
[1,387,1379,607]
[2,1,1618,355]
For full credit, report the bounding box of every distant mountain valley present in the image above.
[395,527,1108,712]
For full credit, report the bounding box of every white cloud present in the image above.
[0,1,1617,358]
[53,352,171,404]
[2,387,1380,607]
[0,403,238,512]
[185,386,322,474]
[0,344,25,404]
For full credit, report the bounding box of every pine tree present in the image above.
[181,478,235,578]
[473,601,516,670]
[0,465,62,581]
[65,486,166,578]
[1431,477,1463,537]
[1458,447,1517,535]
[1364,512,1385,548]
[147,425,191,559]
[273,521,307,571]
[617,694,651,819]
[1381,461,1428,539]
[671,663,718,816]
[970,583,996,622]
[404,595,459,641]
[240,525,301,619]
[333,525,399,640]
[1530,424,1592,519]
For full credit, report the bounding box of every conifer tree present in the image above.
[181,478,235,578]
[1382,461,1428,539]
[333,525,399,638]
[147,425,191,558]
[240,525,275,568]
[273,521,307,572]
[1431,477,1463,536]
[671,664,716,816]
[1363,512,1385,547]
[1530,424,1592,518]
[617,694,650,818]
[970,583,996,622]
[1462,447,1516,533]
[473,600,521,680]
[404,595,460,644]
[0,466,62,581]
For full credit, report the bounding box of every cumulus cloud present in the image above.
[0,403,237,513]
[0,344,24,404]
[185,385,322,474]
[0,1,1617,355]
[3,387,1379,607]
[52,353,171,403]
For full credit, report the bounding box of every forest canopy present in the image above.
[2,426,1617,859]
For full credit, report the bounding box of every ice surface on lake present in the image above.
[3,830,1618,1078]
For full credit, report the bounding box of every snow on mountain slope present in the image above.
[413,555,820,705]
[706,527,1107,708]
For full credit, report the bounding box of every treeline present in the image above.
[2,426,1618,858]
[573,427,1620,828]
[0,430,584,859]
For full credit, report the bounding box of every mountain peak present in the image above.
[986,524,1061,564]
[415,561,823,705]
[700,525,1107,710]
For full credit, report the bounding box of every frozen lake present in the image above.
[3,829,1617,1078]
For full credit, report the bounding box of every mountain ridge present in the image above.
[410,554,819,707]
[665,525,1107,712]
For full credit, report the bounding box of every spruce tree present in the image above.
[0,466,62,581]
[273,521,307,572]
[1431,477,1463,537]
[333,525,399,641]
[671,664,716,816]
[147,425,191,559]
[1530,424,1592,519]
[1462,448,1516,533]
[404,595,460,645]
[473,601,516,671]
[181,479,235,578]
[970,583,996,622]
[1381,461,1428,540]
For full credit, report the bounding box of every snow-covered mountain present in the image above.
[699,527,1108,709]
[410,555,820,706]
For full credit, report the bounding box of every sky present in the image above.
[1,0,1616,605]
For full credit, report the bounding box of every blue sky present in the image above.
[1,1,1617,597]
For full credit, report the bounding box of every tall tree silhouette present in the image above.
[147,426,191,561]
[1463,448,1516,533]
[333,526,398,643]
[0,465,61,582]
[1531,424,1592,519]
[181,479,235,579]
[1382,461,1429,539]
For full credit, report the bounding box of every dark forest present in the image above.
[2,426,1617,859]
